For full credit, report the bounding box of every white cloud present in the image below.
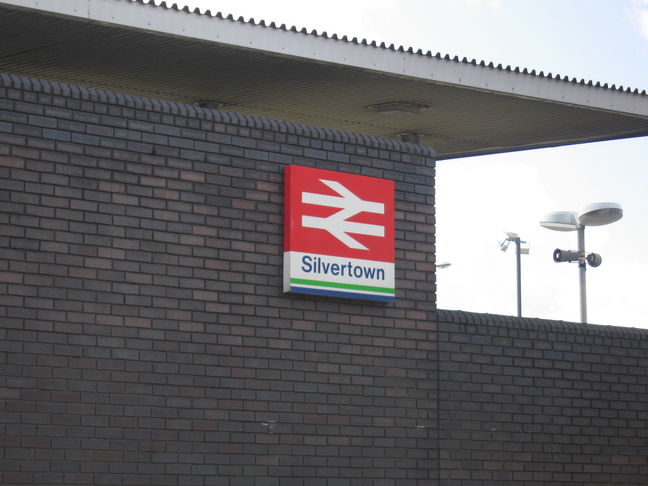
[640,10,648,40]
[629,0,648,41]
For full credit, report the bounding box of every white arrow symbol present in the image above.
[301,179,385,250]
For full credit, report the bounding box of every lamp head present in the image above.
[540,211,579,231]
[540,203,623,231]
[578,202,623,227]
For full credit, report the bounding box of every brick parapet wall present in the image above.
[436,310,648,485]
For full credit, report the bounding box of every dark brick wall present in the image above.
[1,73,647,485]
[0,73,437,486]
[437,311,648,485]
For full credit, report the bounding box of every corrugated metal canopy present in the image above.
[1,0,647,159]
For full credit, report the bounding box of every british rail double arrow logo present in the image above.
[301,179,385,250]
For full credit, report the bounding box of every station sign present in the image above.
[283,165,395,301]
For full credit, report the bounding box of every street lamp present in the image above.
[540,202,623,323]
[499,232,529,317]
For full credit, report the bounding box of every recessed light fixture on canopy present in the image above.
[540,202,623,323]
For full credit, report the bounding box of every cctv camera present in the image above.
[586,253,602,267]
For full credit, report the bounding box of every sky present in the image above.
[169,0,648,328]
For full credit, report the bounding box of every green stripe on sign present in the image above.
[290,278,395,294]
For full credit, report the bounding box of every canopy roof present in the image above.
[1,0,647,159]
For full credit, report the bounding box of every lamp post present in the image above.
[540,202,623,323]
[499,232,529,317]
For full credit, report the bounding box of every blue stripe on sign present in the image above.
[290,286,395,302]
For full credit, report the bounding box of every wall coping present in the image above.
[0,71,437,159]
[436,309,648,339]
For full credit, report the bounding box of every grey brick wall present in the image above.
[1,73,647,485]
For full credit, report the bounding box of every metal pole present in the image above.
[515,237,522,317]
[577,226,587,323]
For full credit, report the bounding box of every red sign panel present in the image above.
[284,165,395,262]
[284,165,395,301]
